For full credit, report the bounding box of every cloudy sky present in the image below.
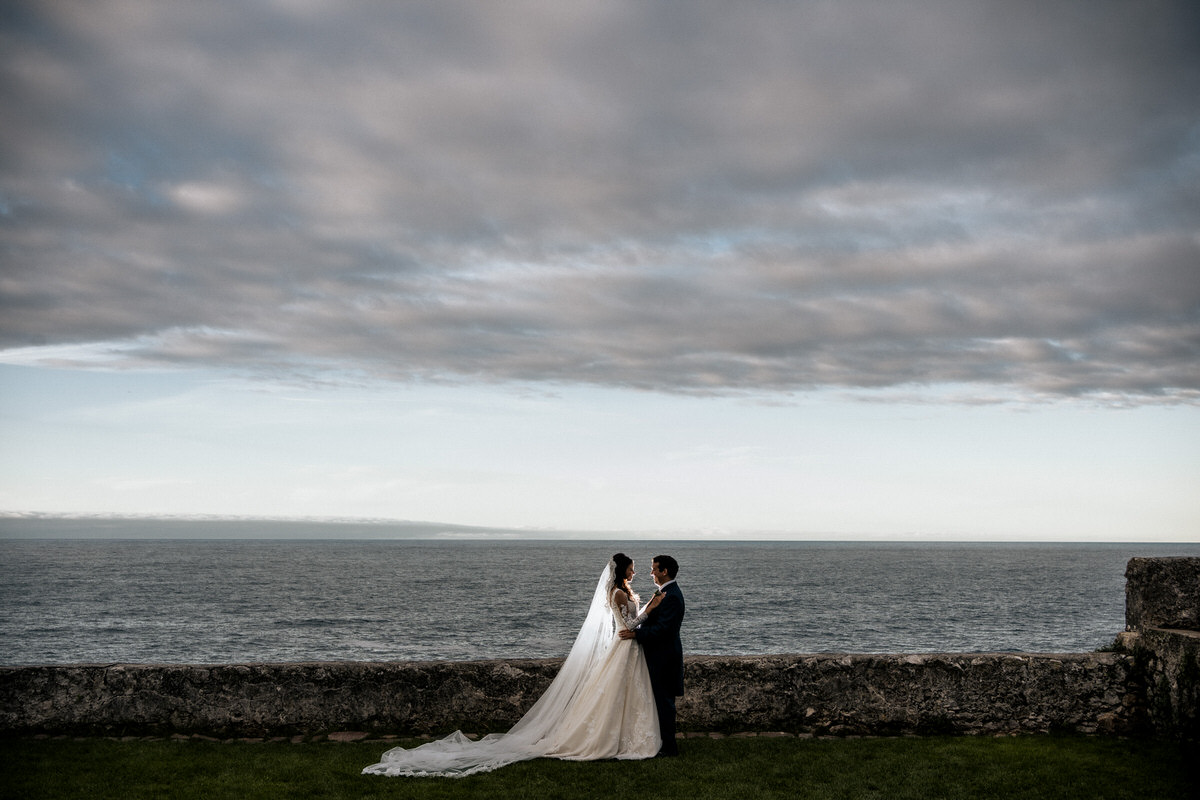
[1,1,1197,540]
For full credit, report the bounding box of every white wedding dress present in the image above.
[362,561,661,778]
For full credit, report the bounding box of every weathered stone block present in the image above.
[1125,557,1200,632]
[1135,628,1200,740]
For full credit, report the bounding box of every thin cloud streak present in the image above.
[2,1,1198,400]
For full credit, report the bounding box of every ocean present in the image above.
[1,528,1197,666]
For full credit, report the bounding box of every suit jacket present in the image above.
[635,581,684,696]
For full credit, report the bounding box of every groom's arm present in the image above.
[634,593,682,644]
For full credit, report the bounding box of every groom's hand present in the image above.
[618,629,636,640]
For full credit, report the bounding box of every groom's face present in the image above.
[651,561,667,586]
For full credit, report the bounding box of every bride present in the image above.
[362,553,664,778]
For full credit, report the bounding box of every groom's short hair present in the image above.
[654,555,678,579]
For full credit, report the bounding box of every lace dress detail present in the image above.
[614,590,652,630]
[362,564,662,778]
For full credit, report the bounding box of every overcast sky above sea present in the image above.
[1,1,1197,540]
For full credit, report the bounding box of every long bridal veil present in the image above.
[362,560,622,778]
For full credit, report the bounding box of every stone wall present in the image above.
[1122,556,1200,740]
[682,652,1138,737]
[2,556,1195,740]
[0,660,560,739]
[0,652,1140,739]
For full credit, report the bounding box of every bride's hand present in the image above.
[647,593,664,609]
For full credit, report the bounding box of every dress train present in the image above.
[362,562,660,777]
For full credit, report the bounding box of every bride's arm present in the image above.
[628,592,664,628]
[611,588,644,630]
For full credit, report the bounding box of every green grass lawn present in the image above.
[2,734,1195,800]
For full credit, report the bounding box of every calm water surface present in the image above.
[1,536,1197,665]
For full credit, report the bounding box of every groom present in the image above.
[618,554,684,757]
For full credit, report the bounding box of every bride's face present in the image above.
[625,563,635,582]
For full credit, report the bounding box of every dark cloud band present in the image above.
[2,1,1197,401]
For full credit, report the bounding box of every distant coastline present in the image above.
[0,513,598,541]
[2,512,1194,543]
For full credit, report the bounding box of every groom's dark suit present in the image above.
[634,580,684,755]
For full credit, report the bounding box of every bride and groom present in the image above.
[363,553,685,777]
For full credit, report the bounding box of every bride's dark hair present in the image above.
[611,552,633,598]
